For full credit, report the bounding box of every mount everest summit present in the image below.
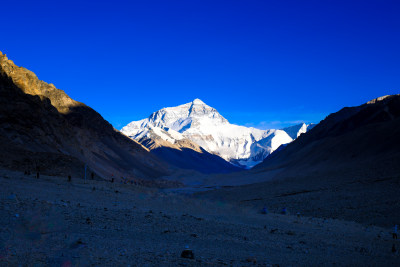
[121,99,314,168]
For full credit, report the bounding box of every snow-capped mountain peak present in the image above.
[121,99,314,168]
[282,123,316,139]
[192,98,205,105]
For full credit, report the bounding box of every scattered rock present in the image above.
[261,206,268,214]
[246,256,257,264]
[181,247,194,259]
[286,231,295,236]
[70,238,86,249]
[358,247,368,254]
[8,194,17,200]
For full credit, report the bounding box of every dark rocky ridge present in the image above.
[197,95,400,227]
[0,51,172,182]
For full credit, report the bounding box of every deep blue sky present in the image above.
[1,0,399,129]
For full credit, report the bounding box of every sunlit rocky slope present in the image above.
[0,51,171,182]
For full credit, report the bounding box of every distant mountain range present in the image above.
[121,99,314,169]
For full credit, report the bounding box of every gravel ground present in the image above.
[0,170,399,266]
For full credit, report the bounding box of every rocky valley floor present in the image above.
[0,170,399,266]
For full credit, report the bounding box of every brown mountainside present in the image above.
[0,51,172,182]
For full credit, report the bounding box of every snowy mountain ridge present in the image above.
[121,99,314,168]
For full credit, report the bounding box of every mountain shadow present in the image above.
[150,146,241,174]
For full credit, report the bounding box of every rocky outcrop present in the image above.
[0,51,80,114]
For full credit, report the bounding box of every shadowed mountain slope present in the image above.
[0,51,171,182]
[128,129,241,174]
[254,94,400,175]
[197,95,400,227]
